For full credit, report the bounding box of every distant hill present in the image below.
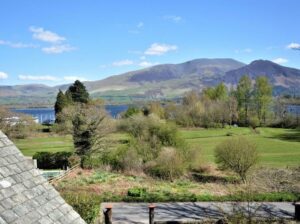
[1,58,300,106]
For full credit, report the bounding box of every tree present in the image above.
[54,90,69,123]
[214,82,228,100]
[72,103,111,156]
[67,80,90,103]
[253,76,272,125]
[203,83,228,100]
[215,137,258,182]
[236,75,252,125]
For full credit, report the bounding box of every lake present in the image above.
[11,104,300,124]
[12,105,129,123]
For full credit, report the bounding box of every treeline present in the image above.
[131,75,298,128]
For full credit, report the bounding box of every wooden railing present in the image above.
[49,164,80,184]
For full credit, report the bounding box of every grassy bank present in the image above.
[15,127,300,167]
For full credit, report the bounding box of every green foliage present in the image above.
[54,90,69,118]
[215,137,258,182]
[122,106,140,118]
[32,151,72,169]
[72,103,109,156]
[67,80,90,103]
[80,155,104,169]
[203,83,228,100]
[236,75,252,125]
[145,147,186,180]
[97,189,299,203]
[254,76,273,125]
[62,193,100,224]
[115,115,198,179]
[127,187,146,197]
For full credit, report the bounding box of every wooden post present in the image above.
[104,204,112,224]
[295,202,300,221]
[149,204,155,224]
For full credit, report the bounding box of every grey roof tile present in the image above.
[0,131,86,224]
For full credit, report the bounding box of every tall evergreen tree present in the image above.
[67,80,89,103]
[236,75,252,125]
[54,90,68,115]
[254,76,272,125]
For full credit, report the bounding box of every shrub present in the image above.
[248,115,260,129]
[62,193,100,224]
[215,137,258,182]
[80,155,103,169]
[33,151,72,169]
[68,154,81,167]
[145,147,186,181]
[127,187,147,197]
[122,106,140,118]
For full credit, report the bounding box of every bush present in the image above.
[215,137,258,182]
[145,147,186,181]
[122,106,140,118]
[33,151,72,169]
[62,193,100,224]
[68,154,81,167]
[127,187,147,197]
[80,155,103,169]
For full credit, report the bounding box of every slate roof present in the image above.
[0,131,86,224]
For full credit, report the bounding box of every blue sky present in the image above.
[0,0,299,86]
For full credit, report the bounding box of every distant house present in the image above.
[0,131,86,224]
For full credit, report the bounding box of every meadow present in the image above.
[15,127,300,167]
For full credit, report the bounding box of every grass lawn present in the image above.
[180,127,300,167]
[15,127,300,167]
[15,134,74,156]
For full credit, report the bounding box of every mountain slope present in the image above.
[223,60,300,86]
[1,58,300,106]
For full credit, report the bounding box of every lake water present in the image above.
[12,105,129,123]
[11,104,300,124]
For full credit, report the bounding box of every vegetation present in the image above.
[0,107,39,139]
[215,137,258,182]
[63,193,100,224]
[15,127,300,167]
[33,151,72,169]
[3,76,299,223]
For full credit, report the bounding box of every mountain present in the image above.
[220,60,300,95]
[1,58,300,106]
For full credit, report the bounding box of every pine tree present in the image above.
[67,80,89,103]
[54,90,68,115]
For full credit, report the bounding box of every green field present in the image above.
[15,135,74,156]
[181,127,300,167]
[15,127,300,167]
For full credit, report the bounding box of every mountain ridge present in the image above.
[1,58,300,106]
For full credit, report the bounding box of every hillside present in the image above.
[1,58,300,106]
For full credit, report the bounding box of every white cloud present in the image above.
[18,75,59,81]
[145,43,178,55]
[64,76,88,82]
[139,61,158,67]
[272,58,288,64]
[30,26,65,43]
[137,22,144,28]
[112,59,134,67]
[0,39,38,48]
[140,56,146,60]
[287,42,300,50]
[42,45,75,54]
[164,15,182,23]
[0,72,8,79]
